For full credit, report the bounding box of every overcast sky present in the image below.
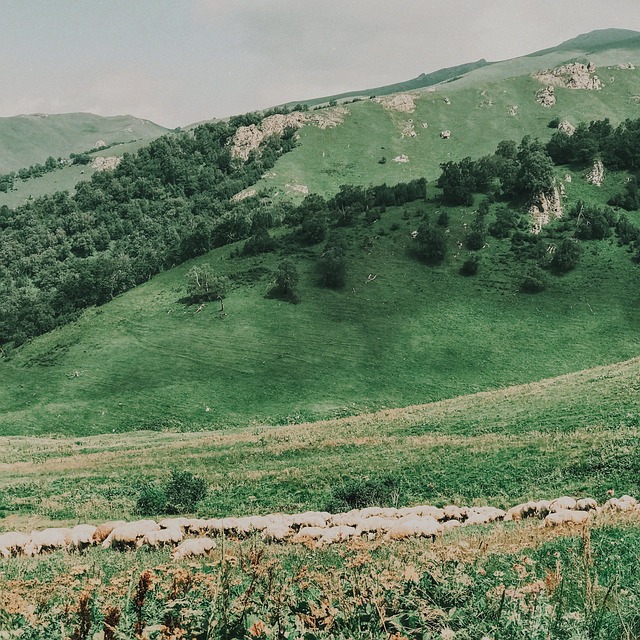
[1,0,639,128]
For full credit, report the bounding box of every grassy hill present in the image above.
[0,112,168,174]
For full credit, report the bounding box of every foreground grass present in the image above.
[1,516,640,639]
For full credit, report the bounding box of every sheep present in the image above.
[184,518,209,534]
[603,496,638,512]
[398,505,445,521]
[385,516,443,541]
[158,517,192,531]
[328,512,363,527]
[137,527,184,549]
[261,521,294,543]
[24,528,71,556]
[0,532,31,557]
[171,537,216,561]
[576,498,598,512]
[549,496,577,513]
[317,526,358,546]
[66,524,97,551]
[442,505,467,521]
[290,511,330,529]
[544,510,590,527]
[534,500,552,518]
[291,527,326,543]
[505,501,538,521]
[354,516,396,536]
[464,507,505,526]
[102,520,160,550]
[92,520,128,543]
[442,519,462,531]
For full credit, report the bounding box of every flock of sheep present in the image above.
[0,494,637,562]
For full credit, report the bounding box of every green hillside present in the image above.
[0,112,168,173]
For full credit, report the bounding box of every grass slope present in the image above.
[1,174,639,440]
[0,112,168,174]
[259,65,640,200]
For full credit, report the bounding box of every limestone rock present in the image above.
[585,159,604,186]
[558,120,575,135]
[530,184,563,233]
[91,156,121,172]
[534,62,603,91]
[374,93,416,113]
[536,86,556,107]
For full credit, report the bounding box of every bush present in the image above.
[135,484,167,516]
[551,238,582,273]
[415,223,448,264]
[164,470,208,514]
[135,470,208,515]
[460,255,480,276]
[325,474,405,512]
[437,211,449,226]
[520,266,547,293]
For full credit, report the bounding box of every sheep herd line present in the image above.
[1,494,638,562]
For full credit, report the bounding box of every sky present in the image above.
[1,0,640,129]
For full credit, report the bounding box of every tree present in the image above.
[551,238,581,273]
[272,259,300,301]
[319,232,347,287]
[416,221,447,264]
[185,265,228,302]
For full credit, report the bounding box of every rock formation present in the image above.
[529,184,563,234]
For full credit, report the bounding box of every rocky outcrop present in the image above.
[536,86,556,107]
[374,93,416,113]
[586,159,604,186]
[558,120,576,135]
[393,154,409,163]
[534,62,603,91]
[508,105,518,116]
[529,184,563,234]
[616,63,635,70]
[231,108,349,161]
[91,156,121,171]
[401,120,417,138]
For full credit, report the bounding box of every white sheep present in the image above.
[158,517,192,531]
[66,524,97,551]
[0,532,31,557]
[290,511,330,528]
[534,500,552,517]
[317,526,357,546]
[184,518,208,534]
[549,496,577,513]
[93,520,128,543]
[24,528,71,556]
[171,537,216,561]
[102,520,160,549]
[505,501,538,521]
[442,505,466,521]
[354,516,396,536]
[603,496,637,512]
[385,516,442,541]
[576,498,598,512]
[291,527,326,543]
[261,521,294,543]
[464,507,505,526]
[544,510,590,527]
[398,505,445,521]
[137,527,184,549]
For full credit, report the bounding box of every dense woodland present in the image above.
[2,113,640,350]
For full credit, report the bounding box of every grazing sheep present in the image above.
[354,516,396,536]
[464,507,505,526]
[92,520,127,543]
[290,511,330,529]
[544,510,590,527]
[534,500,552,518]
[385,516,442,541]
[158,517,192,531]
[328,512,363,527]
[261,522,294,543]
[66,524,97,551]
[443,505,467,521]
[505,501,538,521]
[603,495,638,512]
[576,498,598,512]
[171,537,216,561]
[291,527,326,543]
[102,520,160,550]
[184,518,208,534]
[24,528,70,556]
[442,519,462,531]
[549,496,577,513]
[398,505,446,521]
[0,532,31,557]
[137,527,184,549]
[317,526,358,546]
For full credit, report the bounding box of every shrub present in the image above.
[164,470,208,514]
[520,266,547,293]
[415,222,448,264]
[551,238,582,273]
[460,255,480,276]
[325,474,405,512]
[270,259,300,302]
[437,211,449,226]
[185,265,229,302]
[135,484,167,516]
